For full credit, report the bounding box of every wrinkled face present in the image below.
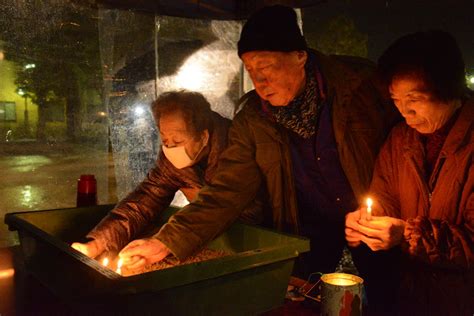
[241,50,307,106]
[389,76,460,134]
[158,112,207,160]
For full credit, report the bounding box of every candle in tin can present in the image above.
[321,273,363,316]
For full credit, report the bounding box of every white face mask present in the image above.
[162,145,193,169]
[162,133,209,169]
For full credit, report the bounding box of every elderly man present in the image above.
[119,6,398,276]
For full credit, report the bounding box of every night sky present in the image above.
[303,0,474,72]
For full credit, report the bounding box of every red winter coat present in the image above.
[370,95,474,315]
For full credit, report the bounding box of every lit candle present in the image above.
[325,278,357,286]
[102,257,109,267]
[116,258,123,275]
[320,273,364,315]
[366,198,373,221]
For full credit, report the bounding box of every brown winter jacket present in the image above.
[370,95,474,315]
[87,112,263,252]
[156,50,399,259]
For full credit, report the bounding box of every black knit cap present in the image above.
[238,5,307,57]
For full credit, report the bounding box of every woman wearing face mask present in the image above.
[72,90,263,264]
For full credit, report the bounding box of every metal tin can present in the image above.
[321,273,363,316]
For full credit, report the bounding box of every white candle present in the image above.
[366,198,373,221]
[116,258,123,275]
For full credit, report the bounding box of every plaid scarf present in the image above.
[266,55,325,139]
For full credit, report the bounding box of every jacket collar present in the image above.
[241,50,366,144]
[314,50,364,110]
[241,92,288,144]
[403,95,474,157]
[441,96,474,156]
[203,112,231,181]
[314,50,369,137]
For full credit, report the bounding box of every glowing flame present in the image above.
[325,277,357,286]
[102,257,109,267]
[116,258,123,275]
[366,198,373,220]
[366,198,373,210]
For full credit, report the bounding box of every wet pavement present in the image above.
[0,143,117,247]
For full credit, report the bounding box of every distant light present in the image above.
[175,62,205,91]
[24,63,36,70]
[97,111,107,117]
[469,76,474,84]
[17,88,25,96]
[134,106,145,117]
[21,185,33,206]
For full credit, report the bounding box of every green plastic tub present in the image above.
[5,205,309,315]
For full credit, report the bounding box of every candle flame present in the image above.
[366,198,373,209]
[102,257,109,267]
[366,197,373,220]
[115,258,123,275]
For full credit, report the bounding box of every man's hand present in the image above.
[71,240,103,258]
[356,216,406,251]
[118,238,171,270]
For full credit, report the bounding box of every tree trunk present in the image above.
[36,100,47,141]
[65,71,82,141]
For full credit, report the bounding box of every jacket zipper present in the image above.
[408,156,431,216]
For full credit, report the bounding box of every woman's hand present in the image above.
[118,238,171,270]
[356,216,406,251]
[345,209,364,247]
[71,240,103,258]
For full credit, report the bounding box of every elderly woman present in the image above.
[345,30,473,315]
[72,91,262,264]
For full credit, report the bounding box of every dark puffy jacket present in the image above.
[87,111,263,252]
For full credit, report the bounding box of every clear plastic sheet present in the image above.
[98,10,243,204]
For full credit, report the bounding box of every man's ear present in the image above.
[295,50,308,68]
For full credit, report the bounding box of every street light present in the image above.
[134,105,145,117]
